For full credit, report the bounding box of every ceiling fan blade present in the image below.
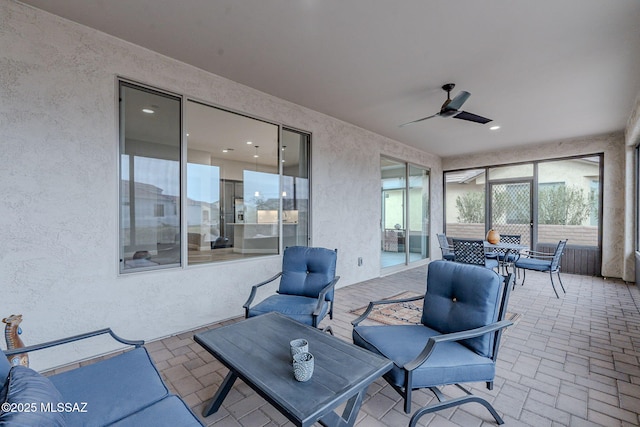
[453,111,492,124]
[445,91,471,111]
[399,113,440,127]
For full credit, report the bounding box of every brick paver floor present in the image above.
[136,267,640,425]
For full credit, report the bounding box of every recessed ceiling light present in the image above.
[246,141,253,145]
[222,148,234,153]
[489,125,500,131]
[142,108,154,114]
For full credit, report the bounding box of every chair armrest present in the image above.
[519,249,553,259]
[404,319,513,371]
[313,276,341,316]
[351,294,425,326]
[3,328,144,357]
[242,272,283,311]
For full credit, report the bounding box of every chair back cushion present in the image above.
[279,247,337,301]
[421,260,503,358]
[0,366,66,426]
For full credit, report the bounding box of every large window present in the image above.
[282,129,311,247]
[444,169,486,239]
[186,100,280,264]
[119,82,311,272]
[537,157,600,246]
[119,82,181,271]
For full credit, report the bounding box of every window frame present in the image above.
[444,153,603,252]
[118,80,312,273]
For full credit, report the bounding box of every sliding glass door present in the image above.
[381,157,430,270]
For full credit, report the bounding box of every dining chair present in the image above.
[453,238,499,270]
[243,246,340,328]
[495,234,522,274]
[514,239,567,298]
[437,233,455,261]
[352,260,514,426]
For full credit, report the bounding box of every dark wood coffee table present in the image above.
[194,312,392,427]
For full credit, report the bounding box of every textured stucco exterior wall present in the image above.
[0,0,441,369]
[443,132,626,279]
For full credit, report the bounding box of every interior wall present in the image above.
[0,0,441,369]
[443,132,625,279]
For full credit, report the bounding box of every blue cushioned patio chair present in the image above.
[243,246,340,328]
[514,239,567,298]
[352,260,514,426]
[437,233,455,261]
[453,238,499,270]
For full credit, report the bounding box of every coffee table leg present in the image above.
[318,386,367,427]
[203,371,238,417]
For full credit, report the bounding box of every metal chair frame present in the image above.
[516,240,568,298]
[352,265,515,426]
[437,233,455,261]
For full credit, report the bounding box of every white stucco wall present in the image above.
[1,0,442,369]
[443,132,625,279]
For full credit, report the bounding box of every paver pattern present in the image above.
[70,267,640,426]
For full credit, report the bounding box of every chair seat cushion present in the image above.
[498,253,519,262]
[485,258,499,269]
[353,325,495,388]
[49,347,169,426]
[248,295,328,326]
[515,257,551,271]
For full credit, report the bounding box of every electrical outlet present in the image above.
[357,257,363,266]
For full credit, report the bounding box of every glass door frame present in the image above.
[487,178,534,249]
[380,156,430,272]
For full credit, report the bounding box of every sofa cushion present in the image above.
[0,355,10,390]
[0,365,66,426]
[106,395,202,427]
[49,347,168,427]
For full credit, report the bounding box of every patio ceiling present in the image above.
[20,0,640,157]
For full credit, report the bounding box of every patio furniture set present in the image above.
[1,245,532,426]
[437,233,568,298]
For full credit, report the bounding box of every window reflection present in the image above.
[119,83,311,270]
[119,83,181,272]
[186,101,281,264]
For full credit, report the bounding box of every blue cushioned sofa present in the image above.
[0,329,203,426]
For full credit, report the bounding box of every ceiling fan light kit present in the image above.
[400,83,492,127]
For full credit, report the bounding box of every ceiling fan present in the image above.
[399,83,492,127]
